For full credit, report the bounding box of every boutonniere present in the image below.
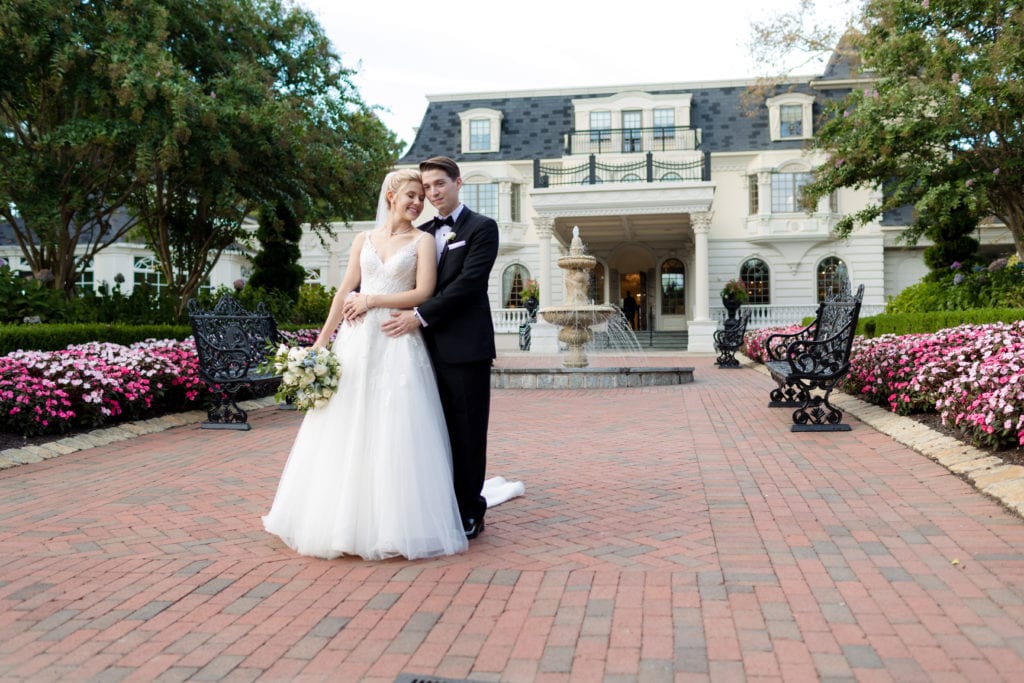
[445,232,457,243]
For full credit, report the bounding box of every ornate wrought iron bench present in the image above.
[764,283,864,431]
[188,294,283,430]
[713,309,751,368]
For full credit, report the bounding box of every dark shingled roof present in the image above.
[401,81,849,164]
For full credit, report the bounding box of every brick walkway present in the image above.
[2,355,1024,682]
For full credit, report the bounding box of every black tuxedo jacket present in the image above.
[417,207,499,365]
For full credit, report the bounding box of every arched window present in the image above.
[740,258,770,305]
[817,257,848,302]
[502,264,530,307]
[660,258,685,315]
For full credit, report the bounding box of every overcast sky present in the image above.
[296,0,856,151]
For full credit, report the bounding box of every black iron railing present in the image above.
[564,125,701,155]
[533,153,709,188]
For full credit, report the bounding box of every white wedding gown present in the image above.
[263,232,468,560]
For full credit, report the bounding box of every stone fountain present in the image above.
[539,226,617,368]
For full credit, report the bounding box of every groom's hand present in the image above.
[381,310,420,337]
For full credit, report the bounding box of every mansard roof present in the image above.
[401,78,850,164]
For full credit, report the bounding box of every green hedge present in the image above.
[0,324,192,355]
[858,307,1024,338]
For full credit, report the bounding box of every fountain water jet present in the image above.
[539,227,617,368]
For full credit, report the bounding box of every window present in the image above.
[622,110,642,152]
[510,184,521,222]
[462,182,498,218]
[748,175,759,214]
[829,190,839,214]
[771,172,811,213]
[740,259,770,305]
[653,107,674,140]
[779,105,803,138]
[458,108,502,153]
[469,119,490,151]
[817,257,848,302]
[134,256,166,295]
[661,259,685,315]
[502,264,530,307]
[589,111,611,142]
[75,265,94,293]
[766,93,814,141]
[2,256,32,278]
[304,267,322,284]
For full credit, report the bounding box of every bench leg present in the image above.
[714,347,741,368]
[202,392,251,431]
[790,388,849,432]
[769,381,807,408]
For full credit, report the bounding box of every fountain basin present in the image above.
[491,365,695,389]
[539,304,617,328]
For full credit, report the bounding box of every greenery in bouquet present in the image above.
[263,344,341,410]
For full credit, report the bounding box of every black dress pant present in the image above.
[434,359,490,523]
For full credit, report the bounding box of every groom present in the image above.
[382,156,499,539]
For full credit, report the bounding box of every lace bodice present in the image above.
[360,231,424,296]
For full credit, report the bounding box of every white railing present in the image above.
[492,307,530,333]
[710,303,886,329]
[497,304,886,335]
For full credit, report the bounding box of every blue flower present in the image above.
[953,273,965,285]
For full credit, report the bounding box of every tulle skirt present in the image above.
[263,310,468,560]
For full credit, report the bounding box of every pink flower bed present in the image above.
[1,339,208,436]
[745,321,1024,450]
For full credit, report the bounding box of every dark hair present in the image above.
[419,156,461,180]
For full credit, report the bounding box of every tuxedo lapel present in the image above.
[437,208,474,275]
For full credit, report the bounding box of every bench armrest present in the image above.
[765,323,816,361]
[782,325,855,380]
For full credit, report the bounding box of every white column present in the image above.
[534,216,554,305]
[687,212,717,352]
[529,215,559,354]
[692,212,712,320]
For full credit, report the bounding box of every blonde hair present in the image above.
[373,168,422,227]
[383,168,422,212]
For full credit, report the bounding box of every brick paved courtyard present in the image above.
[2,355,1024,681]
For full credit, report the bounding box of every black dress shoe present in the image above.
[464,516,484,540]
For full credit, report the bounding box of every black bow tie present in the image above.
[433,215,455,229]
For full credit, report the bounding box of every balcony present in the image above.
[564,125,702,156]
[533,152,709,188]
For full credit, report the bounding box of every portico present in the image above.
[530,180,718,351]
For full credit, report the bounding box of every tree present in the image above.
[0,0,168,297]
[129,0,400,318]
[790,0,1024,258]
[248,202,305,301]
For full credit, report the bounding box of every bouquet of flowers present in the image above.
[263,344,341,410]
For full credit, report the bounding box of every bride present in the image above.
[262,169,468,560]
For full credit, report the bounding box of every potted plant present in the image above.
[521,279,540,321]
[720,279,748,321]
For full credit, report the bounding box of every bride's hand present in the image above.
[342,293,370,321]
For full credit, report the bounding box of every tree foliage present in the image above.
[1,0,401,310]
[796,0,1024,258]
[0,0,164,297]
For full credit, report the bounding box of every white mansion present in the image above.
[2,46,1012,351]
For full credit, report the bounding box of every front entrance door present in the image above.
[619,273,648,331]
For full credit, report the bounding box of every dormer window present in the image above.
[458,108,502,153]
[766,93,815,141]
